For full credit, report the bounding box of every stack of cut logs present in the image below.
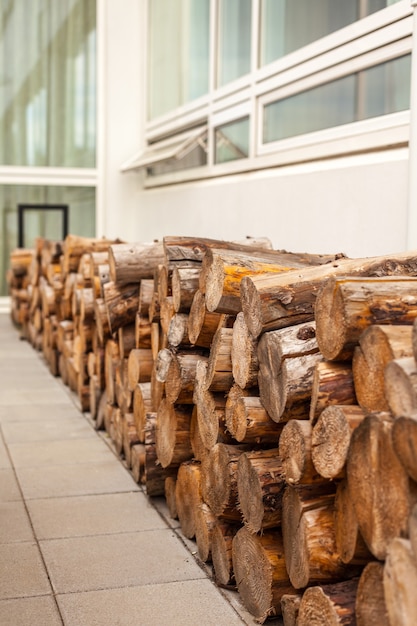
[8,235,417,625]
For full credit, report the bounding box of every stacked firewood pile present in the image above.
[8,236,417,625]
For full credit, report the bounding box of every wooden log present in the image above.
[150,360,164,413]
[353,325,413,412]
[334,478,373,565]
[280,594,302,626]
[122,412,139,468]
[316,276,417,361]
[232,526,295,623]
[93,297,110,345]
[103,281,139,335]
[138,278,154,316]
[231,312,259,389]
[132,381,152,443]
[163,235,273,265]
[189,405,207,463]
[62,235,118,275]
[297,579,358,626]
[89,375,101,420]
[188,289,223,347]
[193,360,230,450]
[155,399,193,468]
[127,348,153,391]
[144,412,177,496]
[356,561,389,626]
[160,296,175,337]
[167,312,191,349]
[279,419,323,485]
[311,405,366,480]
[118,323,136,360]
[172,266,201,313]
[384,537,417,626]
[392,413,417,482]
[80,287,94,322]
[94,391,107,431]
[134,313,152,349]
[175,460,203,539]
[98,263,110,297]
[205,327,234,391]
[257,322,322,422]
[309,361,356,425]
[130,443,146,484]
[211,522,239,587]
[195,502,217,562]
[104,338,120,405]
[108,241,164,285]
[385,356,417,418]
[347,412,411,560]
[164,476,177,519]
[201,443,246,521]
[241,250,417,338]
[226,392,281,445]
[237,448,285,532]
[165,352,207,404]
[282,484,358,589]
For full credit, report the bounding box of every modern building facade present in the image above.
[1,0,415,295]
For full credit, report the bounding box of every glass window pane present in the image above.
[366,0,402,17]
[218,0,251,87]
[263,54,411,144]
[260,0,357,66]
[0,0,96,167]
[148,0,210,119]
[215,117,250,163]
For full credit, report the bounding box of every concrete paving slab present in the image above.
[0,403,82,423]
[0,500,34,543]
[2,418,96,444]
[0,437,11,469]
[0,468,22,501]
[8,437,115,468]
[0,542,52,599]
[41,530,206,594]
[57,579,249,626]
[27,492,167,539]
[16,460,139,499]
[0,388,72,405]
[0,596,62,626]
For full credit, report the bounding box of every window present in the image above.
[263,54,411,143]
[217,0,252,86]
[215,118,250,163]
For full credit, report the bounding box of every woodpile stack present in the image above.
[8,237,417,625]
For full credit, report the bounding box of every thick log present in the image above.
[104,339,120,405]
[280,594,302,626]
[311,405,366,480]
[108,241,164,285]
[134,313,152,349]
[204,247,344,315]
[98,263,110,297]
[89,251,109,282]
[237,449,285,532]
[193,360,231,449]
[144,412,177,496]
[201,443,247,521]
[133,381,152,442]
[211,522,239,587]
[204,327,234,391]
[353,325,413,412]
[62,235,119,275]
[122,412,139,468]
[356,561,389,626]
[188,289,223,347]
[297,579,358,626]
[93,297,110,345]
[258,322,322,422]
[163,235,273,265]
[165,353,207,404]
[189,405,207,463]
[334,478,373,565]
[150,361,164,413]
[103,281,139,336]
[392,413,417,481]
[231,312,259,389]
[384,537,417,626]
[279,419,323,485]
[282,484,359,590]
[138,278,154,316]
[225,393,281,445]
[89,375,101,420]
[155,399,193,468]
[309,361,356,425]
[195,502,217,562]
[160,296,175,337]
[232,526,295,623]
[164,476,177,519]
[130,443,146,484]
[172,266,201,313]
[347,412,411,560]
[175,460,203,539]
[385,356,417,418]
[241,250,417,338]
[127,348,153,391]
[316,276,417,361]
[94,391,107,431]
[118,324,136,360]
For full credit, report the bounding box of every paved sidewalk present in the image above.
[0,314,270,626]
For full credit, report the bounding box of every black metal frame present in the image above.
[18,203,69,248]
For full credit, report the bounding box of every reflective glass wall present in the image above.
[0,0,96,167]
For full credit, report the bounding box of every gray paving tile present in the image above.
[0,596,62,626]
[0,542,52,599]
[0,388,71,405]
[0,437,11,469]
[57,579,247,626]
[0,403,81,422]
[0,500,34,543]
[16,460,139,499]
[2,418,96,444]
[8,437,114,468]
[0,468,22,501]
[41,530,205,593]
[27,492,166,539]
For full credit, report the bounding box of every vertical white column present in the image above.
[95,0,108,237]
[407,0,417,249]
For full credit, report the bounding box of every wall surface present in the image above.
[117,148,409,259]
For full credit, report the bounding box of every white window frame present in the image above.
[130,0,412,188]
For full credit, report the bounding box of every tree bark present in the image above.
[309,361,356,425]
[225,393,281,445]
[108,241,164,285]
[103,281,139,335]
[347,412,411,560]
[163,235,273,265]
[165,352,207,404]
[311,405,366,480]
